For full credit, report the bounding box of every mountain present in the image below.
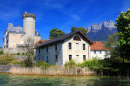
[87,20,117,43]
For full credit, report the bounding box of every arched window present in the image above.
[73,36,81,41]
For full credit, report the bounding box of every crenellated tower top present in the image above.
[22,11,36,19]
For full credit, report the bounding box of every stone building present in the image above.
[3,12,41,49]
[34,31,93,65]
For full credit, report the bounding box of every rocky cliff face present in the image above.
[87,20,117,42]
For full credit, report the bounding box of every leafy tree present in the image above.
[71,27,88,36]
[105,33,118,50]
[115,9,130,61]
[49,28,66,39]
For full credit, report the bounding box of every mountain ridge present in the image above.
[87,20,117,43]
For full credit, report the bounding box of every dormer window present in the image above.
[16,29,19,32]
[73,36,81,41]
[37,32,38,35]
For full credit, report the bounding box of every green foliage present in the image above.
[64,60,76,67]
[34,60,52,68]
[71,27,88,36]
[115,9,130,60]
[105,33,118,50]
[49,28,66,39]
[17,52,20,55]
[0,50,4,55]
[24,58,33,67]
[0,53,17,65]
[22,52,24,55]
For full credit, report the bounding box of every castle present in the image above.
[3,12,41,49]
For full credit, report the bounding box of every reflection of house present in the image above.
[35,31,93,65]
[3,12,41,49]
[90,41,110,59]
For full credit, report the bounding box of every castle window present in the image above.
[83,55,86,61]
[73,36,81,41]
[46,46,48,52]
[83,44,86,50]
[46,56,49,62]
[55,44,57,51]
[12,41,15,44]
[12,35,15,38]
[69,55,72,61]
[55,55,58,62]
[39,48,40,53]
[94,51,96,54]
[69,43,72,49]
[100,51,102,54]
[16,29,19,32]
[20,35,23,38]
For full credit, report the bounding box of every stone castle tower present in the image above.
[22,12,36,43]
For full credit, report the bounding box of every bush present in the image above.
[22,52,24,55]
[0,53,17,65]
[0,50,4,55]
[64,60,75,67]
[17,52,20,55]
[34,60,50,68]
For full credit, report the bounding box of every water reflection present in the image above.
[0,73,130,86]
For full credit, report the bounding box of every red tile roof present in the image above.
[35,39,51,46]
[90,41,110,50]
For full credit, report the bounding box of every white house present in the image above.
[34,31,93,65]
[90,41,110,59]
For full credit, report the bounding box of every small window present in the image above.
[12,35,15,38]
[46,56,48,62]
[94,51,96,54]
[73,36,81,41]
[69,55,72,61]
[55,44,57,50]
[100,51,102,54]
[20,35,23,38]
[39,48,40,53]
[69,43,72,49]
[83,44,85,50]
[55,55,58,61]
[83,55,86,61]
[36,37,38,40]
[46,46,48,52]
[12,41,15,44]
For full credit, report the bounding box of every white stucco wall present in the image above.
[90,50,109,59]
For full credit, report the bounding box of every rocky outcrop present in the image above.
[87,20,117,42]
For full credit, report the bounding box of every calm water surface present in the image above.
[0,73,130,86]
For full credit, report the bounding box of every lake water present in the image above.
[0,73,130,86]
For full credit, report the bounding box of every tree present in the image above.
[49,28,66,39]
[71,27,88,36]
[23,37,35,67]
[105,33,120,62]
[115,9,130,61]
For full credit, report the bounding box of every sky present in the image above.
[0,0,130,47]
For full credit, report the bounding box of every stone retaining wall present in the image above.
[0,65,19,72]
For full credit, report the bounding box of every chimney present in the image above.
[18,25,19,27]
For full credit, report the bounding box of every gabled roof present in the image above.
[34,30,93,49]
[35,39,51,46]
[35,30,41,36]
[90,41,110,50]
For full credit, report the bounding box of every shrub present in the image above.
[64,60,75,67]
[17,52,20,55]
[0,50,4,55]
[34,60,49,68]
[0,52,17,65]
[22,52,24,55]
